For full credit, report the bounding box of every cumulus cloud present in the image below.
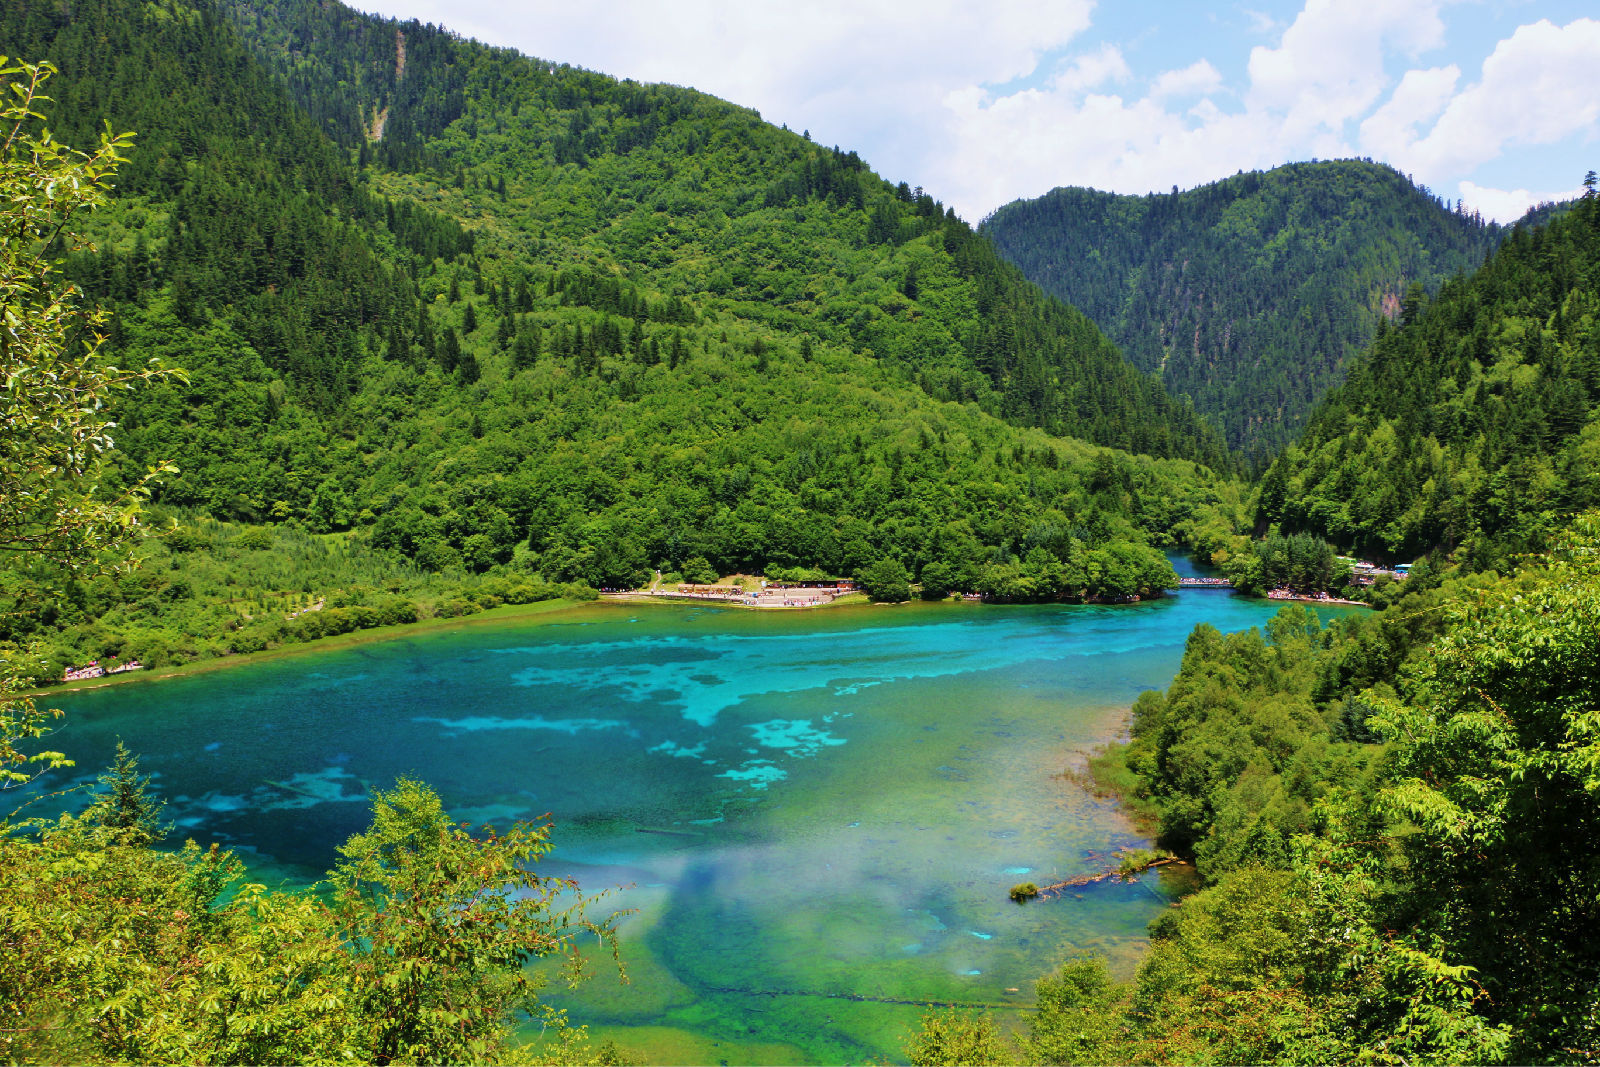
[1398,19,1600,181]
[930,0,1455,216]
[1051,44,1132,94]
[1241,8,1285,37]
[940,85,1263,212]
[1245,0,1445,140]
[1148,60,1223,101]
[931,4,1600,222]
[1358,66,1460,162]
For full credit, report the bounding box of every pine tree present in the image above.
[439,327,460,371]
[86,739,168,842]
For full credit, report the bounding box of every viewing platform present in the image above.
[1176,577,1234,589]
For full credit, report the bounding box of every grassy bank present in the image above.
[5,513,601,690]
[29,597,590,699]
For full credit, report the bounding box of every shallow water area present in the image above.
[41,568,1355,1064]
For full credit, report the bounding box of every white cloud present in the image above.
[929,0,1457,217]
[1050,45,1132,94]
[1399,18,1600,181]
[1358,65,1459,161]
[941,86,1260,212]
[1241,8,1285,37]
[1245,0,1444,141]
[1459,179,1586,224]
[1148,60,1223,100]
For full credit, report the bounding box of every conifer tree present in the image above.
[85,739,168,842]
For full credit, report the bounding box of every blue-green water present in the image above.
[39,578,1355,1064]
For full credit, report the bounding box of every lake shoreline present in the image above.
[40,578,1365,1065]
[599,590,873,609]
[26,597,589,699]
[35,589,1200,700]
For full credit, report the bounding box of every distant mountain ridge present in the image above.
[981,161,1515,458]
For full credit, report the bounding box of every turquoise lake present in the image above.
[41,573,1358,1064]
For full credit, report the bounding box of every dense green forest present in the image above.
[213,0,1226,462]
[0,0,1248,676]
[1258,187,1600,567]
[981,162,1511,457]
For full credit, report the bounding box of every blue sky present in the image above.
[354,0,1599,223]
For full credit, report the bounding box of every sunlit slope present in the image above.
[218,0,1231,469]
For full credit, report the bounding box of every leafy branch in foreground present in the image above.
[2,777,627,1064]
[328,778,626,1065]
[0,56,178,589]
[1,56,178,787]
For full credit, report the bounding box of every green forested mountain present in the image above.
[0,0,1243,674]
[1258,189,1600,567]
[217,0,1227,463]
[981,162,1509,456]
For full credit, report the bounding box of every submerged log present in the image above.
[1029,856,1178,900]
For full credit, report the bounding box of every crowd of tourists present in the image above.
[61,659,144,682]
[608,580,857,608]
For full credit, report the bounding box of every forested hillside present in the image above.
[981,162,1508,456]
[219,0,1228,463]
[1258,186,1600,568]
[0,0,1242,676]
